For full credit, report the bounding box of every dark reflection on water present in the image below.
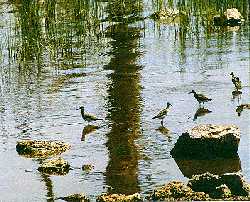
[193,107,212,121]
[104,21,143,194]
[175,157,241,178]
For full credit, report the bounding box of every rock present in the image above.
[212,184,231,198]
[188,172,250,198]
[96,193,142,202]
[38,157,70,175]
[82,164,94,172]
[150,181,209,201]
[170,124,240,159]
[220,173,250,196]
[188,172,221,194]
[16,140,70,158]
[214,8,244,26]
[57,193,90,202]
[224,8,242,25]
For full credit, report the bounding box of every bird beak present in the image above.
[188,91,192,94]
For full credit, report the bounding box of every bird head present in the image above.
[167,102,172,107]
[188,90,195,94]
[230,72,234,76]
[79,106,84,110]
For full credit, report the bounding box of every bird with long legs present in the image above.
[230,72,242,91]
[152,102,172,126]
[79,106,102,124]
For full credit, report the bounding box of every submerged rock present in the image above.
[38,157,70,175]
[170,124,240,159]
[57,193,90,202]
[96,193,142,202]
[82,164,94,172]
[16,140,70,158]
[188,172,250,198]
[150,181,209,201]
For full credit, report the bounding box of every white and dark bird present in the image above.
[152,102,172,126]
[79,106,102,123]
[230,72,242,91]
[189,90,212,105]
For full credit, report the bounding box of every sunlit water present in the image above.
[0,0,249,201]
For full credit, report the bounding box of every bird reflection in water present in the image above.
[156,126,172,141]
[81,125,100,141]
[231,90,242,104]
[193,107,212,121]
[236,104,250,116]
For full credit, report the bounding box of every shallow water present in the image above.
[0,0,249,201]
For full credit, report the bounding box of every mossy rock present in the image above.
[96,193,142,202]
[57,193,90,202]
[38,157,70,175]
[16,140,70,158]
[150,181,209,201]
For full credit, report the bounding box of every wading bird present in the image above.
[79,106,102,123]
[230,72,242,91]
[152,102,172,126]
[189,90,212,105]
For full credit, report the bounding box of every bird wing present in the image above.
[153,108,167,119]
[197,93,211,101]
[84,113,99,120]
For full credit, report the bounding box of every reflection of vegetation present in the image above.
[10,0,109,72]
[105,22,142,195]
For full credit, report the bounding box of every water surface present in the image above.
[0,0,249,201]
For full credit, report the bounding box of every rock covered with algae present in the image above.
[96,193,142,202]
[188,172,250,199]
[16,140,70,158]
[150,181,209,201]
[38,157,70,175]
[57,193,90,202]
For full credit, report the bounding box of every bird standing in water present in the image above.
[79,106,102,123]
[230,72,242,91]
[152,102,172,126]
[189,90,212,105]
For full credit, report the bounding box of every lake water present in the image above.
[0,0,249,201]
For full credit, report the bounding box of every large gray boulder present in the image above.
[170,124,240,159]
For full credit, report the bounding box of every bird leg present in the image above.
[161,119,164,126]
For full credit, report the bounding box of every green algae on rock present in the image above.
[57,193,90,202]
[38,157,70,175]
[188,172,250,199]
[150,181,209,201]
[96,193,142,202]
[16,140,70,158]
